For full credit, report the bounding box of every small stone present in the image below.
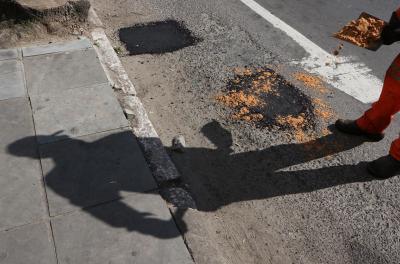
[123,108,135,118]
[112,83,122,90]
[172,135,186,153]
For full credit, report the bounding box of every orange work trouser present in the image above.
[356,53,400,160]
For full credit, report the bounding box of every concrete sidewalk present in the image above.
[0,39,193,264]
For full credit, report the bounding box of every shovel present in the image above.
[334,12,386,51]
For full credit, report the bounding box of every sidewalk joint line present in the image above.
[22,46,93,59]
[27,99,60,264]
[36,126,131,146]
[0,218,49,233]
[23,55,60,262]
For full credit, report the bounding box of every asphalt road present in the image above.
[93,0,400,263]
[256,0,400,77]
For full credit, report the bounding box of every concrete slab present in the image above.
[0,60,25,100]
[40,129,157,216]
[0,60,23,74]
[31,83,129,144]
[0,49,19,61]
[51,193,193,264]
[22,38,92,57]
[0,223,57,264]
[0,71,26,101]
[0,98,45,230]
[24,48,108,96]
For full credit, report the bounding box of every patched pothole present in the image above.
[216,67,318,141]
[119,20,199,55]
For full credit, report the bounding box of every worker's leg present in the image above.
[367,137,400,179]
[356,54,400,134]
[364,54,400,179]
[390,137,400,161]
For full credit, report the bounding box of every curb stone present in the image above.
[88,8,196,209]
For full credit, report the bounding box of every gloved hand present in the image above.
[381,12,400,45]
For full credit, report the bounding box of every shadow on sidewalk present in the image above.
[7,131,187,239]
[7,121,377,236]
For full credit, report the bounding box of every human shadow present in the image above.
[166,120,377,212]
[8,121,378,232]
[8,131,186,239]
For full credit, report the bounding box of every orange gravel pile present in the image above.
[315,109,333,120]
[216,90,261,108]
[312,98,335,121]
[217,67,319,142]
[334,14,385,48]
[275,114,310,142]
[276,114,306,129]
[232,107,263,122]
[216,68,280,122]
[233,67,254,76]
[294,73,327,93]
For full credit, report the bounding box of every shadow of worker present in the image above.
[169,120,376,212]
[8,130,186,239]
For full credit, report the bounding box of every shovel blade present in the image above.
[333,12,386,52]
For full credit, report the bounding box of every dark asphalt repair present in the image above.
[119,20,199,55]
[220,67,316,130]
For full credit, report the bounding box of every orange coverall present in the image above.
[356,8,400,160]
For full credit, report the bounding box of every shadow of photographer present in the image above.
[7,120,377,235]
[8,130,187,239]
[167,120,376,211]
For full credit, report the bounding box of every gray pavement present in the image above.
[0,39,193,264]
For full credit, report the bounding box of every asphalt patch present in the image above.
[218,67,316,130]
[119,20,199,55]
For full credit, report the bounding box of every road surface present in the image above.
[93,0,400,263]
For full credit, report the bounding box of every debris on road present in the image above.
[293,73,336,122]
[332,43,344,56]
[275,114,309,142]
[294,72,328,94]
[216,90,262,108]
[172,135,186,153]
[216,67,315,134]
[334,12,385,49]
[276,113,306,129]
[312,98,336,121]
[216,68,337,142]
[232,107,264,122]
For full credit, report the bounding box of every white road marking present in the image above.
[240,0,383,104]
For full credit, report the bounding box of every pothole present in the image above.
[216,67,317,140]
[119,20,199,55]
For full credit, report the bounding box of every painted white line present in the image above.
[240,0,383,104]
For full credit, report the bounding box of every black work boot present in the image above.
[335,119,384,142]
[367,155,400,179]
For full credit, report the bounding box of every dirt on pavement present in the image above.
[0,0,91,48]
